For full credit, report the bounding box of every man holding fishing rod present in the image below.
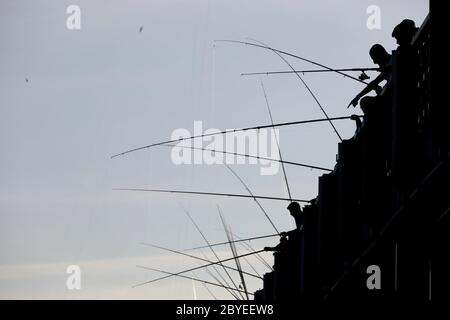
[263,201,303,253]
[347,44,392,113]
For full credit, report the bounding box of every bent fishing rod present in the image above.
[214,39,368,85]
[183,233,280,251]
[229,231,273,271]
[137,265,253,296]
[183,208,245,300]
[245,37,343,142]
[133,249,266,288]
[165,144,333,172]
[113,187,310,203]
[260,81,292,201]
[218,206,249,300]
[141,242,263,280]
[111,115,361,159]
[223,164,280,234]
[203,264,240,300]
[242,67,380,76]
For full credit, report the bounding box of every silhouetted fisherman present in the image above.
[348,44,392,112]
[287,202,303,230]
[264,232,288,252]
[390,19,420,195]
[264,202,303,252]
[391,19,418,83]
[392,19,418,48]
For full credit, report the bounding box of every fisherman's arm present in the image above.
[347,75,384,108]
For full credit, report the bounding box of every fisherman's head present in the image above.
[287,202,301,216]
[369,44,390,67]
[392,19,417,47]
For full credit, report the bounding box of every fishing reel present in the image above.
[358,71,370,81]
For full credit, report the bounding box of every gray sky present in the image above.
[0,0,428,299]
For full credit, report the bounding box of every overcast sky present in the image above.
[0,0,428,299]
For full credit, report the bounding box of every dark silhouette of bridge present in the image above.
[255,2,449,304]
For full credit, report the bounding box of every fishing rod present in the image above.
[165,144,333,172]
[170,134,285,234]
[246,38,343,142]
[242,67,380,76]
[203,265,239,300]
[178,141,280,260]
[223,164,281,234]
[141,242,262,279]
[239,252,262,278]
[183,208,245,300]
[218,207,249,300]
[110,115,360,159]
[239,242,272,273]
[133,249,266,288]
[260,81,292,201]
[214,39,368,85]
[113,188,311,203]
[183,233,279,251]
[136,265,253,296]
[204,228,274,271]
[228,231,274,271]
[199,250,240,300]
[173,133,281,234]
